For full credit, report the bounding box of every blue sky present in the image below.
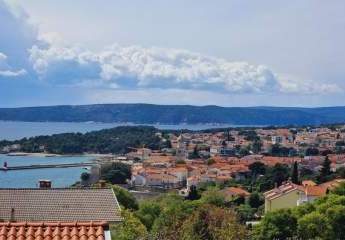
[1,0,345,107]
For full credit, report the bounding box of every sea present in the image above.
[0,120,239,188]
[0,155,93,188]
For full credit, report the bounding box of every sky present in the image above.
[0,0,345,107]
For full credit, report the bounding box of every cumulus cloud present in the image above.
[28,43,341,94]
[0,0,342,95]
[29,44,282,93]
[0,0,39,73]
[0,52,27,77]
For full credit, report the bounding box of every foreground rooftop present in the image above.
[0,188,121,223]
[0,221,110,240]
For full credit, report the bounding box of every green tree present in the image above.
[186,185,200,200]
[251,140,263,154]
[332,182,345,195]
[101,162,131,184]
[291,161,299,184]
[112,185,139,210]
[318,156,331,183]
[248,192,263,209]
[200,188,226,207]
[135,201,161,231]
[189,146,199,159]
[151,195,198,240]
[181,205,248,240]
[270,163,290,186]
[297,212,330,240]
[236,204,256,223]
[239,147,250,156]
[249,161,266,178]
[112,210,148,240]
[325,205,345,239]
[254,209,297,240]
[80,172,90,182]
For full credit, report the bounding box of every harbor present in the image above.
[0,154,94,188]
[0,162,95,171]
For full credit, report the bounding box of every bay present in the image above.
[0,154,93,188]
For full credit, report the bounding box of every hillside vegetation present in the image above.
[0,126,162,154]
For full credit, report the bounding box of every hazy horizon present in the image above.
[1,102,345,109]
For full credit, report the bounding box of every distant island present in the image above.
[1,103,345,126]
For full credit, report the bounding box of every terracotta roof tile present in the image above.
[0,222,107,240]
[222,187,250,197]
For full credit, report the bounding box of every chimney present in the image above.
[10,208,15,221]
[39,180,52,189]
[99,180,106,188]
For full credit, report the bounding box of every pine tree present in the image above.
[291,161,299,184]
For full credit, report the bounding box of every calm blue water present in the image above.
[0,121,239,141]
[0,155,93,188]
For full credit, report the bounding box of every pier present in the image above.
[0,162,96,171]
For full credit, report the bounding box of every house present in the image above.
[145,172,181,188]
[265,179,345,212]
[0,221,111,240]
[0,188,122,223]
[297,185,327,205]
[264,182,305,213]
[222,187,250,201]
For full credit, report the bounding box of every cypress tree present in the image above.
[319,156,332,183]
[291,161,299,184]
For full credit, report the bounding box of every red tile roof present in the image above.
[0,222,108,240]
[222,187,250,197]
[305,186,327,197]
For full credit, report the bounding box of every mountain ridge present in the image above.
[0,103,345,126]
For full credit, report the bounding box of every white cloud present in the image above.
[0,0,342,95]
[0,52,27,77]
[28,43,341,94]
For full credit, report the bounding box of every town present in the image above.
[2,124,345,239]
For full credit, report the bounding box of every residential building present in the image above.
[222,187,250,201]
[264,182,304,213]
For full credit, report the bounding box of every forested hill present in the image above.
[1,104,345,125]
[0,126,164,154]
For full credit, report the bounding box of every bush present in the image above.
[111,210,148,240]
[112,185,138,210]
